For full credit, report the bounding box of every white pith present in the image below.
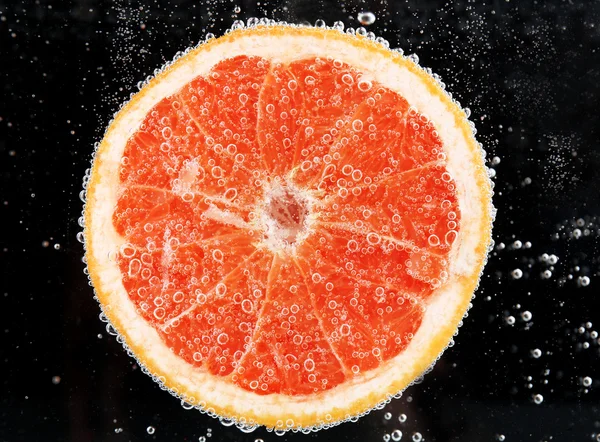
[85,26,491,428]
[256,178,315,255]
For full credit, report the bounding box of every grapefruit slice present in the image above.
[84,23,492,430]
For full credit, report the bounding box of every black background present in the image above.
[1,0,600,441]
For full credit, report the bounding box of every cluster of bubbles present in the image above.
[379,410,427,442]
[574,322,600,353]
[504,305,532,327]
[197,427,213,441]
[495,232,594,297]
[554,216,600,242]
[41,240,62,250]
[543,134,580,194]
[539,253,559,280]
[491,217,597,411]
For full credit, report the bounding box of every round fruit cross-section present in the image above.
[84,24,492,430]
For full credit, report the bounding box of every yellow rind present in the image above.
[84,24,492,430]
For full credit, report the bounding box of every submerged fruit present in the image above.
[84,23,492,430]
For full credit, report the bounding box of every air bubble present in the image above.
[428,234,440,247]
[340,324,351,336]
[391,429,403,441]
[375,37,390,48]
[578,276,590,287]
[367,232,381,245]
[532,393,544,404]
[106,323,118,336]
[511,269,523,279]
[412,432,422,442]
[217,333,229,345]
[408,54,419,64]
[341,73,354,85]
[219,417,235,427]
[231,20,244,30]
[128,259,141,277]
[146,426,155,435]
[196,292,207,304]
[358,79,373,92]
[384,412,392,420]
[216,283,227,296]
[357,11,376,26]
[241,299,253,314]
[582,376,592,387]
[352,119,364,131]
[238,424,258,433]
[333,21,345,31]
[531,348,542,358]
[521,311,532,321]
[398,413,407,423]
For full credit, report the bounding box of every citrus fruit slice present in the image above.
[84,23,492,430]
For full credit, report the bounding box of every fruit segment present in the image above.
[162,250,272,374]
[234,258,346,395]
[257,57,371,180]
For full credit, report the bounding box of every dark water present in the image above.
[1,0,600,441]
